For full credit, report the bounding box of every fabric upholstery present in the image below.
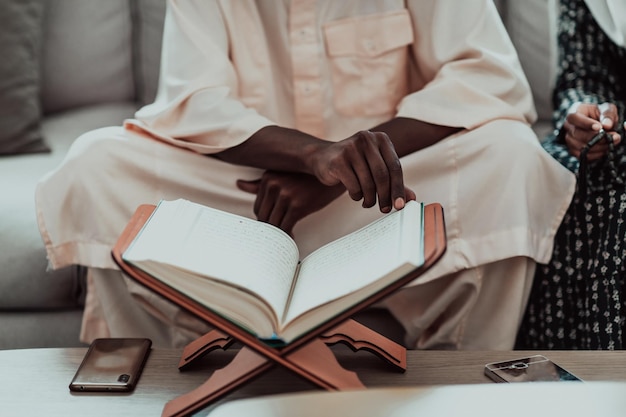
[0,311,84,349]
[501,0,559,123]
[40,0,135,114]
[0,0,48,155]
[133,0,168,106]
[0,103,136,309]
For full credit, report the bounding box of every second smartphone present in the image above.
[484,355,582,383]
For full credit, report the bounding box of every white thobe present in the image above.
[36,0,575,349]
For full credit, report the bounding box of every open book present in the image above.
[121,199,425,345]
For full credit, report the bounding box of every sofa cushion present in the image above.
[500,0,559,125]
[0,311,84,349]
[133,0,168,106]
[0,0,48,155]
[0,102,136,310]
[40,0,135,115]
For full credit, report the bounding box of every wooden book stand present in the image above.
[112,203,446,417]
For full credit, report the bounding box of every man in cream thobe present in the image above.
[36,0,575,349]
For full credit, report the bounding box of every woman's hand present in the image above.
[563,102,621,160]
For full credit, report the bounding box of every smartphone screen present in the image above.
[484,355,582,383]
[69,338,152,392]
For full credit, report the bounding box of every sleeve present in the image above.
[551,0,626,141]
[127,0,274,154]
[396,0,536,130]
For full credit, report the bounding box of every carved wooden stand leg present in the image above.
[162,319,406,417]
[177,329,235,371]
[319,319,406,372]
[162,347,271,417]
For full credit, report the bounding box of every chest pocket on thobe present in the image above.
[323,9,414,118]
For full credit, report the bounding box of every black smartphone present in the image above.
[484,355,582,383]
[69,338,152,392]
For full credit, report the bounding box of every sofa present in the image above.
[0,0,558,349]
[0,0,166,349]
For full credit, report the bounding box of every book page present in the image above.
[283,201,423,325]
[123,199,299,319]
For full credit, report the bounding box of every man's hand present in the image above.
[237,172,346,236]
[217,119,456,216]
[308,130,415,213]
[563,102,621,160]
[237,170,417,236]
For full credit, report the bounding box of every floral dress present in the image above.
[516,0,626,349]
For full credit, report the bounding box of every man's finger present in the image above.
[353,158,378,208]
[377,136,405,210]
[279,208,298,237]
[403,186,417,203]
[267,196,288,229]
[361,132,392,211]
[236,179,261,194]
[339,165,364,202]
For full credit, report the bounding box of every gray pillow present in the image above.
[133,0,167,106]
[500,0,558,122]
[0,0,48,155]
[40,0,135,115]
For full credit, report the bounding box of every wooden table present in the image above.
[2,346,625,416]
